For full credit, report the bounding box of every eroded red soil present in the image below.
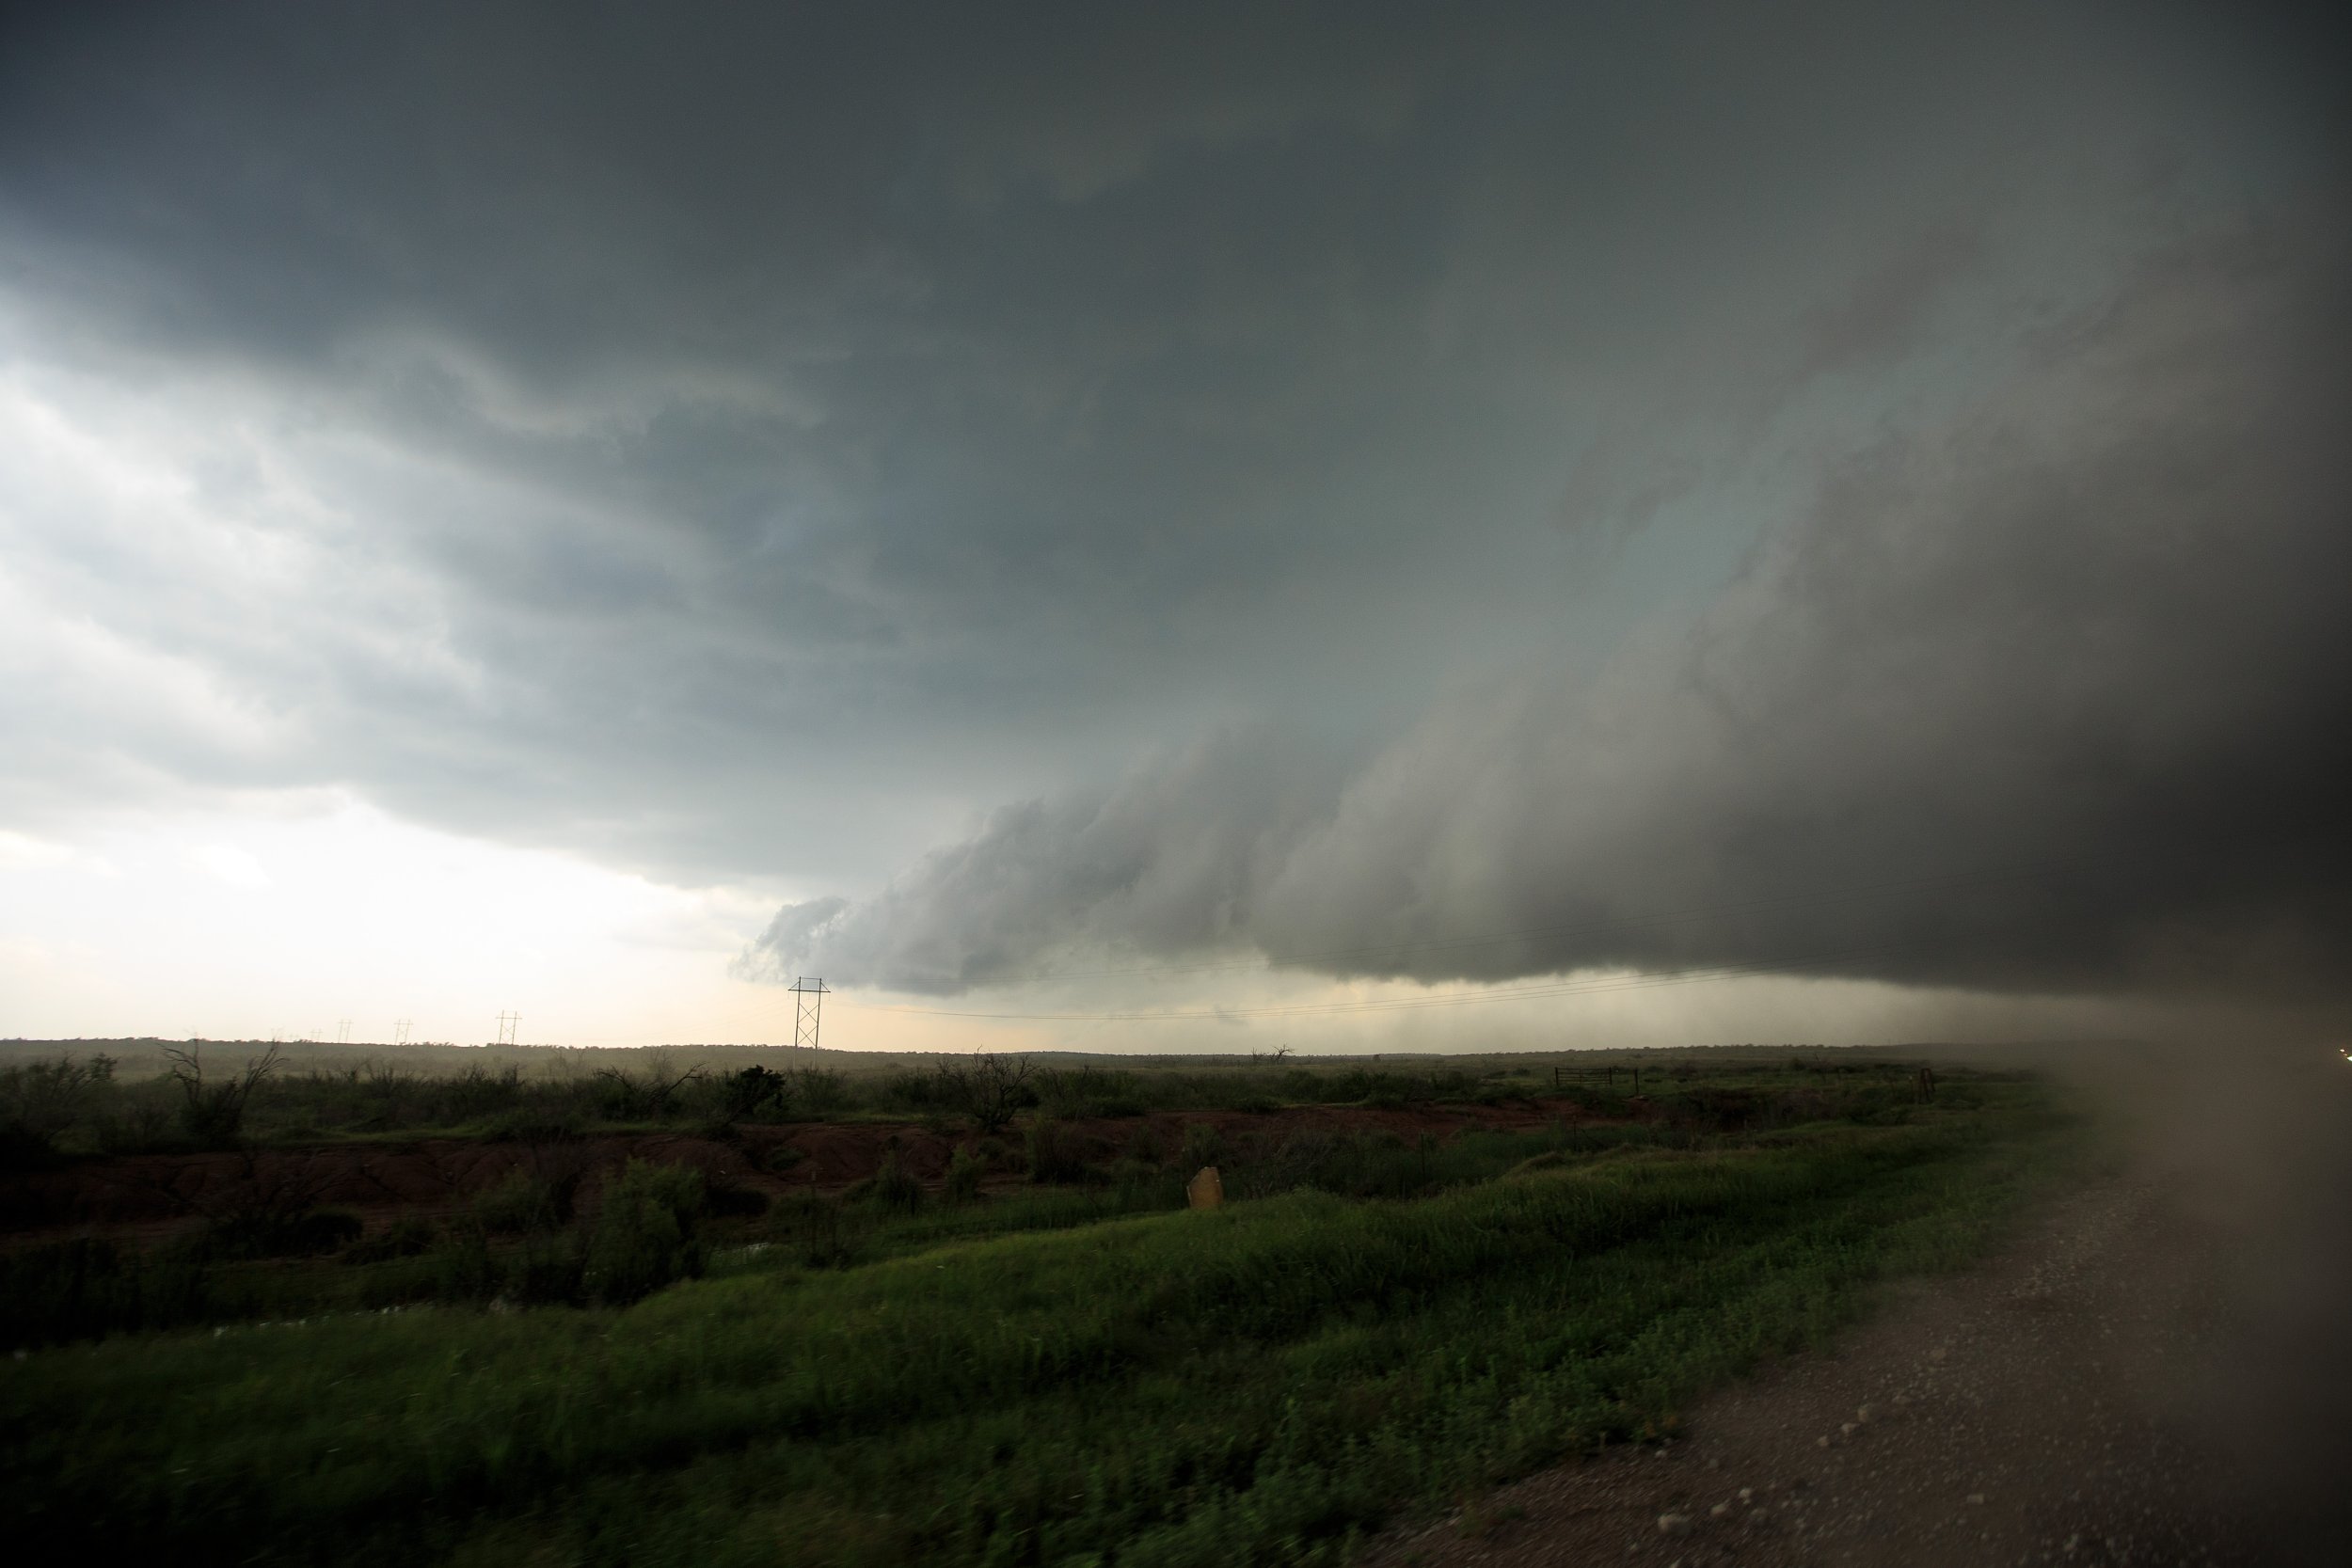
[0,1095,1610,1247]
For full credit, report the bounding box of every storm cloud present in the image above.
[753,230,2352,997]
[3,3,2346,1017]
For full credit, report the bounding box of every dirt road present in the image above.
[1361,1049,2352,1568]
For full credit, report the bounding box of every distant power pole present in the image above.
[337,1019,352,1044]
[393,1018,413,1046]
[496,1010,520,1047]
[789,977,830,1052]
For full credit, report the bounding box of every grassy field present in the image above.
[0,1057,2074,1566]
[0,1036,1916,1147]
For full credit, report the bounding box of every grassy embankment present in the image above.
[1,1072,2074,1566]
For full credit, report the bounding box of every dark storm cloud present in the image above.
[2,2,2345,997]
[755,230,2352,996]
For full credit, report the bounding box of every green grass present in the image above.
[0,1079,2071,1566]
[4,1037,1946,1152]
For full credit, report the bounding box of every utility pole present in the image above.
[496,1010,520,1047]
[393,1018,413,1046]
[337,1019,352,1044]
[789,977,830,1052]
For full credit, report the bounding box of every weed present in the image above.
[1025,1117,1092,1184]
[1180,1119,1224,1171]
[944,1146,984,1205]
[583,1159,707,1305]
[773,1190,870,1269]
[864,1151,926,1215]
[342,1215,437,1264]
[472,1170,572,1235]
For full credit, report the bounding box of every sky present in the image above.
[2,1,2346,1053]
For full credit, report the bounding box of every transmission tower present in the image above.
[495,1010,520,1047]
[789,977,830,1052]
[393,1018,413,1046]
[337,1019,352,1044]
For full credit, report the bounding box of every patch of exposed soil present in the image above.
[0,1095,1611,1247]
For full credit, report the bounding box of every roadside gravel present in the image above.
[1359,1054,2352,1568]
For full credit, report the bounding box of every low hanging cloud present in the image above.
[748,230,2352,999]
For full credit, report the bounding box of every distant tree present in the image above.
[936,1053,1034,1134]
[161,1044,280,1149]
[719,1065,792,1121]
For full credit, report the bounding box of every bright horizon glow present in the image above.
[0,796,792,1048]
[0,797,2230,1054]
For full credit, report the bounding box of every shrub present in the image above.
[1181,1120,1224,1171]
[342,1215,437,1264]
[703,1175,771,1218]
[504,1232,588,1306]
[1025,1117,1092,1185]
[719,1066,792,1121]
[772,1191,869,1269]
[163,1045,280,1150]
[866,1151,926,1214]
[791,1068,851,1117]
[432,1224,501,1302]
[93,1100,181,1155]
[593,1062,707,1122]
[944,1146,984,1205]
[482,1109,583,1144]
[914,1054,1037,1132]
[472,1170,571,1235]
[0,1237,214,1347]
[1032,1065,1137,1120]
[583,1160,707,1306]
[0,1053,116,1164]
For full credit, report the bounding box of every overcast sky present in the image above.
[3,2,2345,1051]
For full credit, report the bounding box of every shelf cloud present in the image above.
[752,231,2352,999]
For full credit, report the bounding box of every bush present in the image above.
[1032,1066,1144,1120]
[482,1109,583,1144]
[944,1146,984,1205]
[472,1170,573,1235]
[1025,1118,1092,1185]
[1181,1120,1224,1171]
[0,1237,215,1347]
[93,1100,182,1155]
[703,1175,771,1218]
[719,1066,792,1121]
[0,1053,116,1164]
[221,1207,361,1258]
[342,1215,437,1264]
[772,1191,869,1269]
[593,1065,707,1122]
[865,1151,926,1215]
[791,1068,851,1117]
[503,1232,588,1306]
[163,1045,279,1150]
[583,1160,707,1305]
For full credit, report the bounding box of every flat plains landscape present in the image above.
[4,1039,2086,1565]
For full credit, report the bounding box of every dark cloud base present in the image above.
[753,231,2352,1002]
